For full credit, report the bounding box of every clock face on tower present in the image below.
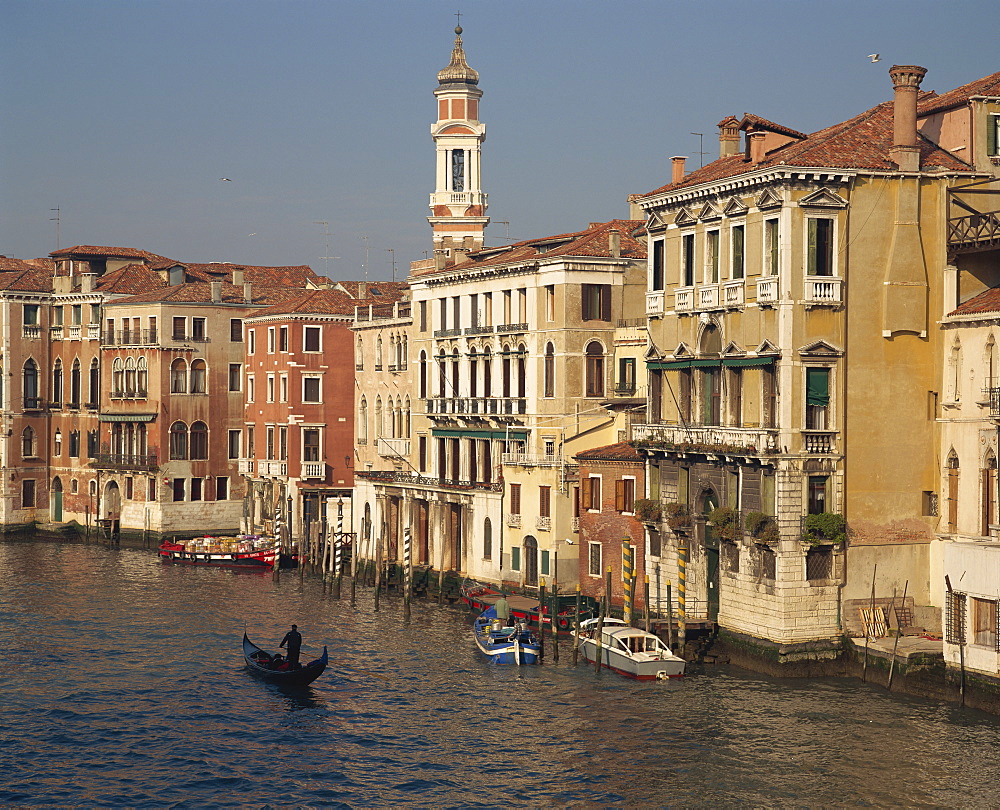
[451,150,465,192]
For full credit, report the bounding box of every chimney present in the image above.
[747,130,767,163]
[243,281,252,303]
[888,64,927,172]
[232,269,244,285]
[211,280,222,303]
[608,228,621,259]
[671,156,687,185]
[718,116,741,158]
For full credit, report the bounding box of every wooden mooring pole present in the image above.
[572,584,581,667]
[665,581,674,652]
[887,579,908,691]
[537,579,546,660]
[863,564,876,683]
[644,574,651,634]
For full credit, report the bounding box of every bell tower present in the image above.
[428,24,488,265]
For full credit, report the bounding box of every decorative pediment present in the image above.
[722,197,748,217]
[674,208,696,226]
[671,342,694,358]
[646,209,666,232]
[643,341,665,362]
[697,201,721,222]
[799,188,848,209]
[798,339,843,357]
[721,341,746,357]
[755,188,783,210]
[755,339,781,356]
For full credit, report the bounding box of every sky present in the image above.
[2,0,997,283]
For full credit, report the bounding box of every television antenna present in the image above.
[386,248,397,282]
[691,133,708,168]
[312,221,339,276]
[50,207,61,250]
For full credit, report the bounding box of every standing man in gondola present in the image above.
[280,624,302,669]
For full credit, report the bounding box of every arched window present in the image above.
[544,343,555,397]
[89,359,99,408]
[585,341,605,397]
[452,349,461,397]
[502,343,512,398]
[949,339,962,402]
[70,359,81,407]
[356,336,364,370]
[404,396,411,438]
[52,359,63,406]
[136,423,147,456]
[516,344,526,398]
[400,335,408,370]
[483,347,493,398]
[419,351,428,399]
[987,336,998,387]
[437,351,447,398]
[190,359,207,394]
[376,337,383,369]
[947,452,960,531]
[137,357,147,396]
[21,426,36,458]
[375,397,383,439]
[53,429,62,456]
[483,517,493,559]
[170,359,187,394]
[169,421,188,460]
[23,359,39,408]
[124,357,136,395]
[112,358,124,396]
[983,450,997,537]
[359,396,369,444]
[190,421,209,460]
[0,362,4,408]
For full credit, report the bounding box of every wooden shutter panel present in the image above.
[581,285,590,321]
[581,479,592,510]
[988,115,998,156]
[615,479,626,511]
[601,284,612,321]
[807,218,818,275]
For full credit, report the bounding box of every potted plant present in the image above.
[633,498,662,523]
[745,510,781,544]
[664,502,692,531]
[708,506,742,542]
[803,512,847,546]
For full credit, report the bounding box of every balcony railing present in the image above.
[433,328,462,338]
[723,280,745,308]
[698,285,719,309]
[536,516,552,531]
[22,396,43,410]
[646,291,664,316]
[464,325,494,336]
[675,288,694,313]
[111,389,148,400]
[506,514,522,528]
[51,326,64,340]
[757,277,779,304]
[238,459,255,474]
[496,322,528,334]
[502,453,565,467]
[377,437,411,458]
[426,396,527,416]
[92,452,158,472]
[802,430,837,454]
[23,325,41,339]
[632,422,779,455]
[301,462,325,479]
[356,469,501,493]
[947,179,1000,255]
[104,329,158,346]
[257,460,287,477]
[67,325,82,340]
[805,276,842,305]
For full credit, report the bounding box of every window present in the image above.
[170,359,187,394]
[53,430,62,456]
[544,343,555,397]
[89,359,99,408]
[806,546,833,581]
[21,427,36,458]
[23,304,39,326]
[279,325,288,352]
[651,238,664,291]
[169,422,188,460]
[303,428,320,461]
[230,318,243,342]
[418,435,427,472]
[701,366,721,426]
[541,550,550,576]
[706,230,720,283]
[279,426,288,460]
[582,284,611,321]
[228,430,241,459]
[22,479,36,508]
[764,219,779,275]
[69,430,80,458]
[304,326,321,352]
[588,542,602,576]
[483,518,492,559]
[545,285,555,321]
[247,426,255,457]
[267,327,276,354]
[945,591,967,644]
[419,300,427,332]
[806,367,830,429]
[190,478,203,501]
[246,375,255,403]
[762,364,778,429]
[731,224,745,280]
[510,483,521,515]
[539,486,551,518]
[172,478,185,502]
[583,475,602,511]
[191,318,206,341]
[972,597,998,649]
[229,364,241,392]
[216,477,229,500]
[616,478,636,513]
[266,426,275,460]
[279,374,288,402]
[807,475,829,514]
[758,543,776,580]
[87,430,98,458]
[807,217,835,276]
[617,358,636,393]
[649,529,662,558]
[70,359,81,406]
[585,341,605,397]
[511,546,521,571]
[681,233,695,286]
[23,359,39,408]
[988,113,1000,157]
[303,376,321,403]
[266,375,275,402]
[190,359,206,394]
[53,305,64,326]
[358,397,368,445]
[172,317,186,340]
[190,421,208,460]
[729,367,743,426]
[52,360,63,405]
[248,329,256,354]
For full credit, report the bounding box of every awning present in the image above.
[649,356,776,370]
[722,356,776,368]
[99,413,158,422]
[432,429,528,440]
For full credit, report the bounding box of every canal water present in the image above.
[1,542,998,807]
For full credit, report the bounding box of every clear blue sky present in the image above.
[2,0,996,282]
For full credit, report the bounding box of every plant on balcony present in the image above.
[664,502,692,531]
[708,506,742,542]
[744,510,780,544]
[633,498,661,523]
[803,512,847,546]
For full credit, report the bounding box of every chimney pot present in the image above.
[888,64,927,172]
[243,281,252,303]
[211,280,222,303]
[609,228,621,259]
[232,269,244,285]
[718,116,741,158]
[671,156,687,185]
[748,131,767,163]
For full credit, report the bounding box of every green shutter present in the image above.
[512,547,521,571]
[807,219,818,275]
[732,226,744,279]
[989,114,999,157]
[806,367,830,407]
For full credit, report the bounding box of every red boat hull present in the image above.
[158,542,279,569]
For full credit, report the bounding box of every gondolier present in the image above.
[280,624,302,667]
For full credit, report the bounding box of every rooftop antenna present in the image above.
[362,235,370,284]
[497,220,514,243]
[386,248,397,282]
[690,133,707,168]
[50,207,60,250]
[312,221,339,276]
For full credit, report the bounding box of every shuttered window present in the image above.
[510,483,521,515]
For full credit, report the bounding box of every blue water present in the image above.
[1,541,998,807]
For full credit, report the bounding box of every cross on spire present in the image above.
[455,10,462,28]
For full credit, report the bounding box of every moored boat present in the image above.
[473,606,541,665]
[461,579,592,633]
[578,617,685,679]
[242,632,328,686]
[158,535,295,569]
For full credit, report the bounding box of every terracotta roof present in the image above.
[740,113,807,139]
[0,260,51,292]
[949,287,1000,317]
[438,219,647,276]
[96,263,168,295]
[919,71,1000,116]
[574,442,643,462]
[182,263,323,288]
[106,280,300,307]
[249,289,362,319]
[50,245,174,263]
[639,90,977,199]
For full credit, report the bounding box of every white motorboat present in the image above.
[578,617,685,679]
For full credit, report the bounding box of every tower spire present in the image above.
[427,21,488,268]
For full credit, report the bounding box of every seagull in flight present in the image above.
[220,177,232,181]
[868,54,880,62]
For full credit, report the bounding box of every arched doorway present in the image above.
[523,535,538,586]
[51,477,63,522]
[103,480,122,541]
[701,489,720,621]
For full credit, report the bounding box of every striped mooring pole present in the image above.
[677,531,688,652]
[333,498,344,598]
[622,539,634,626]
[403,525,412,621]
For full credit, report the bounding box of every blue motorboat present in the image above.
[473,606,541,665]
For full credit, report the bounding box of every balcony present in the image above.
[506,514,522,528]
[464,325,494,336]
[238,459,255,474]
[698,285,719,310]
[496,322,528,334]
[802,430,837,454]
[757,277,779,304]
[22,397,43,410]
[67,325,82,340]
[427,397,526,416]
[433,328,462,338]
[722,280,745,308]
[257,460,288,477]
[377,437,411,458]
[536,516,552,531]
[947,178,1000,257]
[87,324,101,340]
[301,462,325,479]
[23,325,41,339]
[632,422,779,455]
[356,469,501,493]
[804,276,842,306]
[111,389,148,400]
[92,452,159,472]
[675,288,694,313]
[502,453,566,468]
[646,291,664,316]
[51,326,64,340]
[104,329,158,346]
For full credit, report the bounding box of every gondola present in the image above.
[242,632,328,686]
